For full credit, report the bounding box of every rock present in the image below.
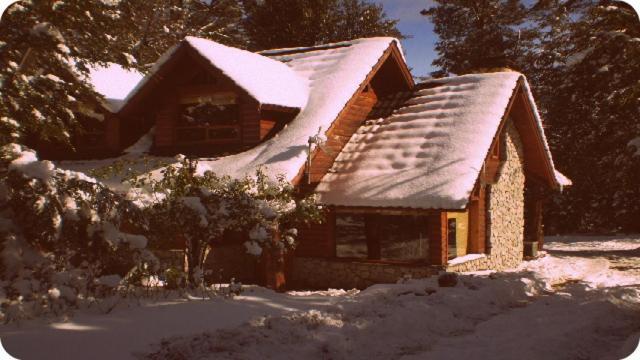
[438,272,458,287]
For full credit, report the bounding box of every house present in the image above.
[64,36,571,290]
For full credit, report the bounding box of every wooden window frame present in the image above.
[334,213,431,264]
[175,92,242,145]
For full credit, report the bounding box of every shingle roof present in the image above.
[315,72,566,210]
[178,37,402,181]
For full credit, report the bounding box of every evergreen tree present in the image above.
[242,0,402,50]
[534,1,640,233]
[116,0,245,67]
[0,1,131,150]
[421,0,537,76]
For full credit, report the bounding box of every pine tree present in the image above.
[421,0,537,76]
[116,0,245,67]
[242,0,402,50]
[535,1,640,233]
[0,1,132,150]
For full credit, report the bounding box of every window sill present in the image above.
[447,253,486,266]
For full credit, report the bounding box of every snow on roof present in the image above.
[122,37,309,111]
[316,72,564,210]
[87,63,144,112]
[187,37,398,181]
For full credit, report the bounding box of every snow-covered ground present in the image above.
[2,235,640,360]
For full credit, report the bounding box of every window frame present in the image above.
[174,92,242,145]
[334,212,431,264]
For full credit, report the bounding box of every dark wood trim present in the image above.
[291,42,414,187]
[428,212,448,266]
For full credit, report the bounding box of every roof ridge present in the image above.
[258,37,398,56]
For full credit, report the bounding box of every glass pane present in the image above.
[379,216,429,261]
[335,214,367,258]
[179,103,239,126]
[448,218,457,259]
[176,128,206,142]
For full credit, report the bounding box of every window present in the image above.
[179,102,239,126]
[447,218,457,259]
[446,212,469,259]
[335,214,368,258]
[175,94,240,144]
[335,213,429,262]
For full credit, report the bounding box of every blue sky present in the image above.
[371,0,439,78]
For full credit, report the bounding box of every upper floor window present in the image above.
[175,92,240,143]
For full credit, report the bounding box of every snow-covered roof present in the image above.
[186,37,399,180]
[315,72,566,210]
[87,63,144,112]
[122,37,309,111]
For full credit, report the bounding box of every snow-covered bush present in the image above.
[131,158,323,287]
[0,144,158,322]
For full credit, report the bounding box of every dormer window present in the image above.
[175,92,241,144]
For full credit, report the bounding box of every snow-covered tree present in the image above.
[0,144,157,322]
[242,0,402,50]
[116,0,245,67]
[131,158,322,287]
[0,1,136,152]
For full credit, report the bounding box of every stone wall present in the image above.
[447,120,526,272]
[290,257,439,290]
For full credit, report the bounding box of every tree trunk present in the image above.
[184,237,209,287]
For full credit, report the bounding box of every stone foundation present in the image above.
[289,257,439,289]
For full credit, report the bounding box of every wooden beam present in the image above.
[428,212,448,266]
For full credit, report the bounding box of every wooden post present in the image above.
[428,212,448,266]
[364,214,381,260]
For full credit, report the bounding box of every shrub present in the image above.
[0,144,157,322]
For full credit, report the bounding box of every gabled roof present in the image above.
[87,63,144,112]
[315,72,568,210]
[120,37,309,112]
[188,37,403,181]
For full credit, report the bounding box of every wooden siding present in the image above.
[240,95,260,145]
[295,210,336,258]
[305,89,378,186]
[260,119,277,139]
[154,105,176,148]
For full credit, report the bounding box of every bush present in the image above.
[0,144,158,322]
